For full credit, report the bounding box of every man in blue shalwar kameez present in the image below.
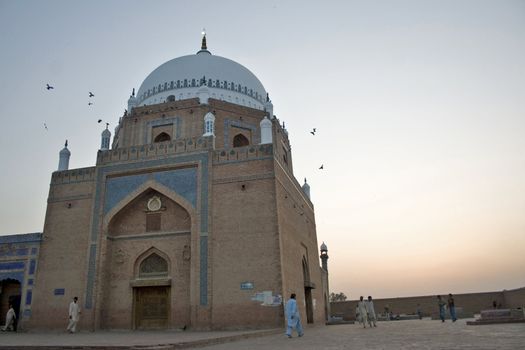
[285,293,304,338]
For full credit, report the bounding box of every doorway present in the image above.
[0,279,21,331]
[134,286,170,329]
[304,287,314,323]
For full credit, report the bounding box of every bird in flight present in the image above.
[46,84,54,90]
[97,119,103,123]
[88,102,93,106]
[89,92,95,97]
[310,128,316,135]
[319,164,324,170]
[44,123,48,130]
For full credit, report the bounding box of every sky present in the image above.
[0,0,524,299]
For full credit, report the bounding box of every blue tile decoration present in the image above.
[31,247,38,255]
[104,173,149,215]
[0,247,30,257]
[16,248,29,256]
[29,260,36,275]
[25,290,32,305]
[0,261,25,270]
[28,278,34,285]
[54,288,65,295]
[0,233,42,244]
[104,168,197,215]
[200,236,208,305]
[85,244,97,308]
[0,271,24,283]
[223,119,258,148]
[154,168,197,207]
[86,152,210,308]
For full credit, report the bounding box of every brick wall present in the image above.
[330,288,524,321]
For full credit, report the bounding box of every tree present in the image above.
[329,292,348,302]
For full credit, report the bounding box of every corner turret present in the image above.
[58,140,71,171]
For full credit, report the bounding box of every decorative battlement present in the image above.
[51,167,96,185]
[97,136,214,165]
[213,144,273,164]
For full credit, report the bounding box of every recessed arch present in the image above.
[134,247,171,278]
[233,133,249,148]
[103,179,196,230]
[154,132,171,143]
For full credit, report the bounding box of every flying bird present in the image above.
[46,84,54,90]
[310,128,316,135]
[88,102,93,105]
[319,164,324,170]
[97,119,103,123]
[89,92,95,97]
[44,123,48,130]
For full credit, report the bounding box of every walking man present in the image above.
[1,303,16,331]
[357,296,369,328]
[448,293,457,322]
[285,293,304,338]
[67,297,81,333]
[437,295,446,322]
[366,296,377,327]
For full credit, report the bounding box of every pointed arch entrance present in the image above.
[102,184,194,330]
[133,249,170,329]
[302,256,314,324]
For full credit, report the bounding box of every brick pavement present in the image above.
[201,319,525,350]
[0,319,524,349]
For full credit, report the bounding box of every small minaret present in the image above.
[127,88,137,112]
[302,178,311,199]
[100,123,111,150]
[198,75,210,104]
[58,140,71,171]
[203,112,215,137]
[260,116,272,144]
[264,93,274,119]
[320,242,329,271]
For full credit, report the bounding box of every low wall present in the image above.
[330,287,524,321]
[503,287,525,309]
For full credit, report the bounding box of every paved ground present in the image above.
[201,319,525,350]
[0,319,524,349]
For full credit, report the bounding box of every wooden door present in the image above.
[134,286,169,329]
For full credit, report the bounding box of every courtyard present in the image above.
[0,319,524,349]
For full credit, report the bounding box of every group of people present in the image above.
[437,293,457,322]
[356,296,377,328]
[1,296,80,333]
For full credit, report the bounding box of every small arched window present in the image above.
[154,132,171,143]
[233,134,249,148]
[139,253,168,278]
[166,95,175,102]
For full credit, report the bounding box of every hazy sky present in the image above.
[1,0,524,299]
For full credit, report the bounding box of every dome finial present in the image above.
[201,28,207,50]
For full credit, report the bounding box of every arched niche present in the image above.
[108,189,191,237]
[233,133,249,148]
[154,132,171,143]
[134,247,171,279]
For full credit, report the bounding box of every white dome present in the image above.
[136,48,267,110]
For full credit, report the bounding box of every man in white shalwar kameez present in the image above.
[67,297,81,333]
[366,296,377,327]
[357,296,368,328]
[285,293,304,338]
[1,304,16,331]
